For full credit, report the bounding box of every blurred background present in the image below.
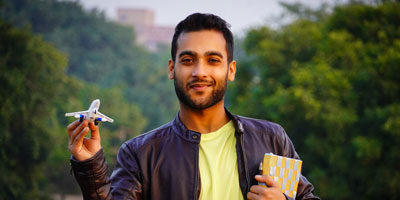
[0,0,399,199]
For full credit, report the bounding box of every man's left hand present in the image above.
[247,175,286,200]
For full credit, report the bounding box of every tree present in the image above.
[0,0,179,131]
[1,0,174,196]
[229,1,400,199]
[0,20,68,199]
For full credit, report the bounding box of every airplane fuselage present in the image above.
[65,99,114,124]
[86,100,100,122]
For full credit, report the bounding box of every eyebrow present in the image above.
[204,51,223,59]
[178,50,196,58]
[178,50,224,59]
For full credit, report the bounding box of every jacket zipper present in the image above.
[240,133,251,194]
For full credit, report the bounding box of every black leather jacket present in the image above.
[71,111,320,200]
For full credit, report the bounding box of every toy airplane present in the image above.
[65,99,114,125]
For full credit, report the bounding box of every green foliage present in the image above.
[229,1,400,199]
[1,0,140,85]
[124,45,179,131]
[0,20,67,199]
[0,0,178,130]
[0,0,177,196]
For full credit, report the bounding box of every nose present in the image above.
[191,60,207,78]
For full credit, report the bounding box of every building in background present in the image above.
[116,8,174,52]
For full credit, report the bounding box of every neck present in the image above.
[179,100,230,134]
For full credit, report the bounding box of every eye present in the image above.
[208,58,221,64]
[180,57,193,64]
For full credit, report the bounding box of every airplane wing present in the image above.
[65,111,88,118]
[97,111,114,123]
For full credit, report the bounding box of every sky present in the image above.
[78,0,340,34]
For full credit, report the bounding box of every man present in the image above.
[67,13,320,200]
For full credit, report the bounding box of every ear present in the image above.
[228,60,236,82]
[168,59,175,80]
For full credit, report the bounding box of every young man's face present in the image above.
[168,30,236,110]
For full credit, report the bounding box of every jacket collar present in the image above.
[225,108,245,134]
[171,108,245,143]
[172,112,201,143]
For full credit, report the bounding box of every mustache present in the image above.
[186,78,215,87]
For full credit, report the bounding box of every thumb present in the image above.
[255,175,279,188]
[88,122,100,141]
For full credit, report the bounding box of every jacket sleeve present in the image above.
[70,149,113,200]
[70,144,143,200]
[280,127,321,200]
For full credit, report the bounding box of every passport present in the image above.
[258,153,303,198]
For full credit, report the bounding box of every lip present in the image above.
[192,85,209,91]
[189,83,212,91]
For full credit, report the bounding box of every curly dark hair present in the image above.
[171,13,234,63]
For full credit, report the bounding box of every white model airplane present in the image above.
[65,99,114,125]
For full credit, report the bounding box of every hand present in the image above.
[67,120,101,161]
[247,175,286,200]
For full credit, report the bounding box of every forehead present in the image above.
[176,30,227,57]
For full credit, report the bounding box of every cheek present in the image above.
[174,72,188,88]
[174,67,192,79]
[214,69,229,81]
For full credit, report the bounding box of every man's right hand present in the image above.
[67,120,101,161]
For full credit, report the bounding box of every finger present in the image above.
[250,185,267,196]
[67,120,81,135]
[247,191,260,200]
[72,126,90,150]
[264,175,279,188]
[70,120,88,143]
[255,175,279,188]
[88,122,100,141]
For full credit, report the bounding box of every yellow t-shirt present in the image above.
[198,120,244,200]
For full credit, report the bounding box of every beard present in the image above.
[174,73,227,110]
